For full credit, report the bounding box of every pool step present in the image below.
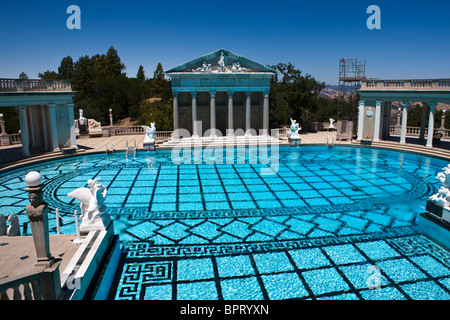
[160,136,282,148]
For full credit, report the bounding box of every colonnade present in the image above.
[173,90,270,138]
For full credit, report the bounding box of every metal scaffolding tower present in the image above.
[338,58,366,96]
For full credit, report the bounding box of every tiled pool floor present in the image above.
[0,146,449,300]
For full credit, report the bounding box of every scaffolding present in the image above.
[338,58,366,97]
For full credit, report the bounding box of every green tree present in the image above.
[268,63,325,127]
[38,70,59,80]
[19,72,28,79]
[138,100,173,131]
[136,65,146,82]
[105,46,126,77]
[153,63,165,80]
[58,56,74,80]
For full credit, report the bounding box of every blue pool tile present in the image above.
[251,219,285,237]
[205,202,230,210]
[203,193,227,202]
[177,258,215,281]
[324,244,367,265]
[251,192,275,200]
[224,185,247,193]
[401,281,450,300]
[268,184,291,191]
[228,193,251,201]
[216,255,255,278]
[177,281,218,300]
[356,241,400,260]
[289,248,330,269]
[203,186,224,193]
[201,179,222,186]
[104,194,127,204]
[328,197,354,205]
[178,193,202,202]
[253,252,294,274]
[220,277,263,300]
[151,203,176,212]
[144,284,172,300]
[410,255,450,278]
[302,267,350,296]
[220,220,252,239]
[303,198,330,206]
[126,195,151,204]
[297,190,321,198]
[256,200,282,209]
[274,191,298,199]
[280,199,307,207]
[152,194,177,203]
[231,201,256,210]
[129,187,153,195]
[359,286,407,300]
[179,186,201,194]
[178,202,204,211]
[261,272,309,300]
[377,258,427,283]
[154,186,177,194]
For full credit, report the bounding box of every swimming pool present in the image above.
[1,146,449,300]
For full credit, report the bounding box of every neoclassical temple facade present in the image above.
[0,79,77,156]
[357,79,450,147]
[166,49,277,137]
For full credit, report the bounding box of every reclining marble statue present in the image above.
[142,122,156,150]
[68,177,111,233]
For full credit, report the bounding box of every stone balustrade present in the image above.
[0,270,43,300]
[361,79,450,91]
[0,79,72,92]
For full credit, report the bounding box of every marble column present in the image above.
[426,102,436,148]
[17,105,30,156]
[67,103,77,149]
[373,101,382,142]
[419,103,427,140]
[263,91,269,135]
[210,91,216,137]
[245,91,251,136]
[48,104,60,152]
[357,100,365,141]
[400,101,408,145]
[191,92,198,138]
[173,91,179,138]
[228,90,234,135]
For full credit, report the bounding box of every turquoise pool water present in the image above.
[0,146,449,300]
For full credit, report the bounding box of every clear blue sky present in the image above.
[1,0,449,85]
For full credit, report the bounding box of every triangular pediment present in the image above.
[166,49,276,74]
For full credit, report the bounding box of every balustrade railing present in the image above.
[389,125,449,138]
[361,78,450,90]
[0,270,43,300]
[9,133,21,144]
[0,79,72,92]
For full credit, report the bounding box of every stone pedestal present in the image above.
[25,172,55,268]
[79,206,113,235]
[0,134,10,146]
[289,137,301,146]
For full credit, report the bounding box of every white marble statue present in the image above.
[192,61,211,72]
[231,61,250,72]
[67,177,111,232]
[289,118,301,139]
[6,214,20,236]
[329,118,335,129]
[429,164,450,207]
[436,164,450,188]
[142,122,156,150]
[218,52,227,72]
[78,109,87,125]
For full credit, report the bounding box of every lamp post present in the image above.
[109,109,113,126]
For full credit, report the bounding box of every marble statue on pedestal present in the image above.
[329,118,335,129]
[6,214,20,236]
[68,177,111,233]
[25,171,54,266]
[78,109,89,134]
[288,118,301,146]
[142,122,156,150]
